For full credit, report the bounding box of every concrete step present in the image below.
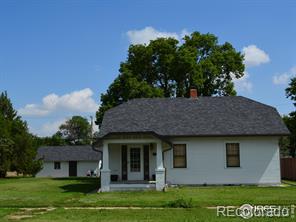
[110,183,156,191]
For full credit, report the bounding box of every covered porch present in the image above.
[99,135,168,192]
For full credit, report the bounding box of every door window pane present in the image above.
[130,148,141,172]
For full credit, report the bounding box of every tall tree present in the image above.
[286,77,296,106]
[282,114,296,157]
[0,91,41,177]
[282,77,296,157]
[0,92,17,121]
[0,113,13,177]
[58,116,92,145]
[33,133,66,147]
[0,92,15,177]
[96,31,244,126]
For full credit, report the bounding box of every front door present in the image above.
[69,161,77,177]
[127,146,143,180]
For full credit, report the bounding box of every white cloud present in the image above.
[92,122,98,134]
[242,45,270,67]
[28,119,66,137]
[233,71,253,93]
[20,104,50,116]
[31,117,98,137]
[127,26,189,45]
[41,119,66,136]
[273,66,296,85]
[273,73,290,85]
[180,29,190,38]
[19,88,98,117]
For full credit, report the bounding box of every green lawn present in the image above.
[0,177,295,221]
[0,177,99,207]
[1,208,295,222]
[283,180,296,186]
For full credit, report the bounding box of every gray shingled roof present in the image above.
[37,145,101,161]
[99,96,289,138]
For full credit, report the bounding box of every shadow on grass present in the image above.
[56,177,100,193]
[53,177,98,181]
[0,176,34,180]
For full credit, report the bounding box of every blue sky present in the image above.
[0,0,295,136]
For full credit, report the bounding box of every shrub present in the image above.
[165,198,193,208]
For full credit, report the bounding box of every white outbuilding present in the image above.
[36,145,101,177]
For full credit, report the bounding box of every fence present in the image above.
[281,158,296,181]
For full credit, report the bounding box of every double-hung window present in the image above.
[226,143,240,167]
[54,161,61,170]
[173,144,187,168]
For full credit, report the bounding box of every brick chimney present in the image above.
[190,89,198,99]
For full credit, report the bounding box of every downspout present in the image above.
[91,133,103,153]
[91,138,103,161]
[91,138,103,179]
[92,141,102,154]
[92,144,103,155]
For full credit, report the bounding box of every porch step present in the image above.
[110,183,156,191]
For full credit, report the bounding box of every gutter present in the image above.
[91,138,103,155]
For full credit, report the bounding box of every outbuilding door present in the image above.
[69,161,77,177]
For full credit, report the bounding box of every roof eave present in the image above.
[94,131,173,147]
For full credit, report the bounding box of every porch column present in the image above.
[100,141,110,192]
[155,140,165,191]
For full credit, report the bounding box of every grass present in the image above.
[1,208,294,222]
[84,186,296,207]
[0,177,99,207]
[0,208,18,219]
[0,177,295,221]
[283,180,296,185]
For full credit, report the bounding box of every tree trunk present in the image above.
[0,171,6,178]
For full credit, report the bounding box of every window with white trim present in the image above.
[54,161,61,170]
[226,143,240,167]
[173,144,187,168]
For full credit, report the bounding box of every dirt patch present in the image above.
[8,215,33,220]
[7,207,56,220]
[64,207,168,210]
[206,206,238,209]
[5,172,23,177]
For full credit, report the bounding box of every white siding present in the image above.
[36,161,69,177]
[164,137,281,185]
[77,161,100,177]
[36,161,99,177]
[109,144,122,179]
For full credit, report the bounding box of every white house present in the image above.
[94,89,289,191]
[36,145,101,177]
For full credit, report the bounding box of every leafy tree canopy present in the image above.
[33,133,66,147]
[0,91,41,177]
[57,116,92,145]
[281,77,296,157]
[96,32,245,126]
[0,113,14,177]
[286,77,296,106]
